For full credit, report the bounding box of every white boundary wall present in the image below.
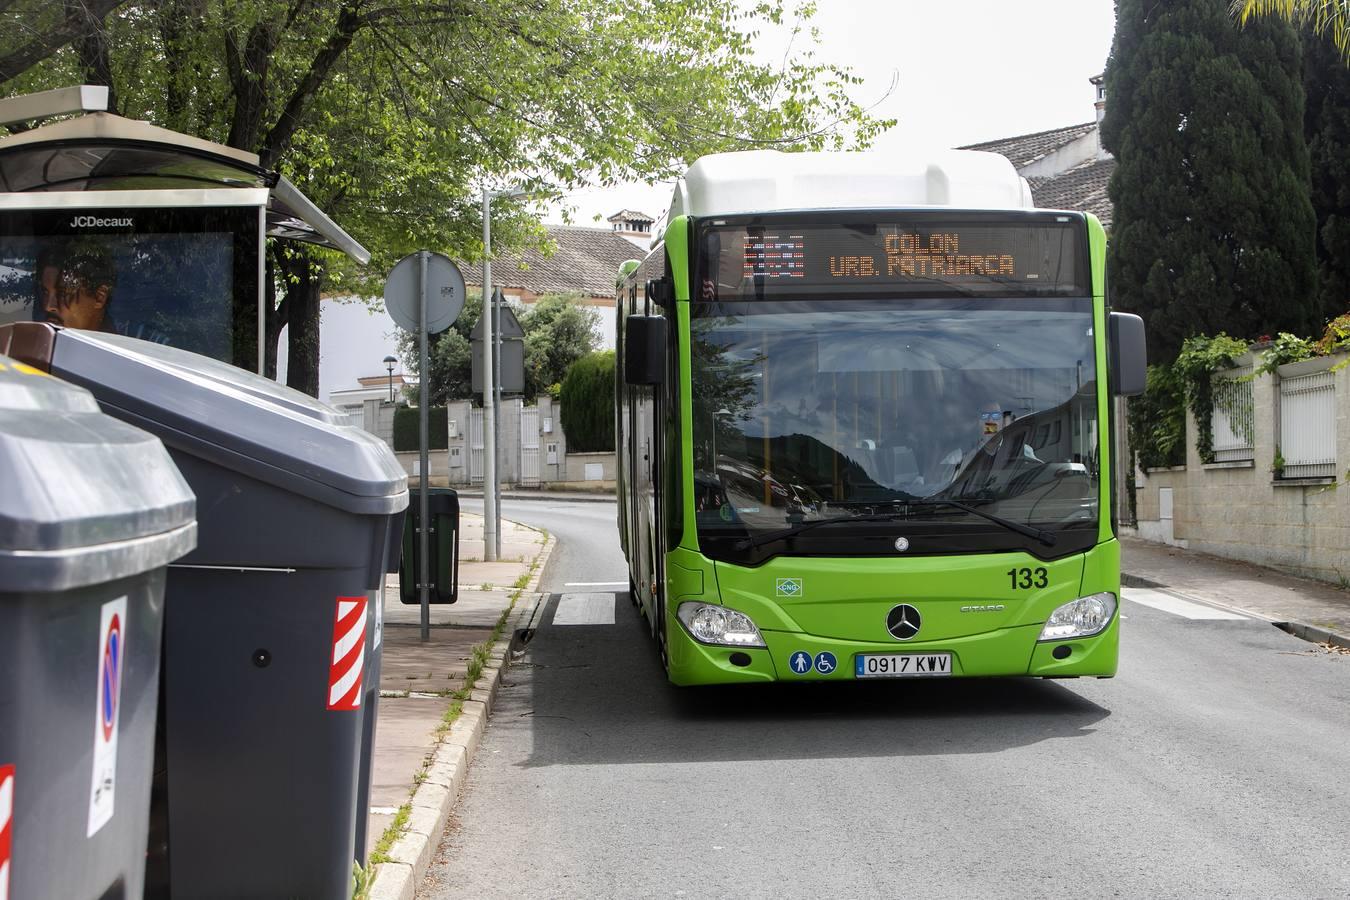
[1130,351,1350,584]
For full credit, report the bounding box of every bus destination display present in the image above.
[743,234,806,279]
[711,221,1085,298]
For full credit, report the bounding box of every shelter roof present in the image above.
[0,110,368,262]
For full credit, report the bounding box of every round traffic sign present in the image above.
[384,251,466,335]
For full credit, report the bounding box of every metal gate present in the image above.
[469,407,484,483]
[520,406,541,486]
[1279,370,1336,478]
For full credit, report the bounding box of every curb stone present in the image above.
[1274,620,1350,651]
[1121,572,1350,649]
[368,529,556,900]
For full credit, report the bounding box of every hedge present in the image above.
[393,406,448,451]
[558,350,615,452]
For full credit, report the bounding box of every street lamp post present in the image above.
[383,355,397,404]
[481,183,534,562]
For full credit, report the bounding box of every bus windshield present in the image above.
[689,297,1100,561]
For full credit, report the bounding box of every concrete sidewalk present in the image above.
[363,510,552,899]
[453,487,616,503]
[1121,535,1350,643]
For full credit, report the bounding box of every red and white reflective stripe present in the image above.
[327,597,367,710]
[1,763,14,900]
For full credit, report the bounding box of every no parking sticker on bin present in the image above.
[87,597,125,837]
[1,763,13,900]
[328,597,368,711]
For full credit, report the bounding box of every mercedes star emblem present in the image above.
[894,536,910,552]
[887,604,922,640]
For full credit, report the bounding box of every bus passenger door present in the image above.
[635,386,655,621]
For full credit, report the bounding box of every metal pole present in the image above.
[257,206,266,376]
[418,251,431,642]
[482,189,498,561]
[493,285,503,543]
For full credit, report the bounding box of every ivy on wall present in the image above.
[1130,315,1350,469]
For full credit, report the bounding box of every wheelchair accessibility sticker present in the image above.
[814,652,837,674]
[776,578,803,598]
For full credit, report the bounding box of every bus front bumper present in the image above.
[665,615,1119,686]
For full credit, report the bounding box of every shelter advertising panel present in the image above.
[0,205,258,363]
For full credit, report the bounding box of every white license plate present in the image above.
[855,653,952,678]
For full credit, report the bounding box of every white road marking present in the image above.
[564,582,628,587]
[1122,588,1251,621]
[552,592,617,625]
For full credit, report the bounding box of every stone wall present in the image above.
[383,396,615,491]
[1130,351,1350,584]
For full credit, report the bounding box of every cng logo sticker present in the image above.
[776,578,803,598]
[88,596,126,837]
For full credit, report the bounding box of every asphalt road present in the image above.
[428,498,1350,899]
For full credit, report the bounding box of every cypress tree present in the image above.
[1102,0,1318,362]
[1304,28,1350,320]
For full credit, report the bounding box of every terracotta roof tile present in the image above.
[960,122,1097,169]
[1028,157,1116,228]
[465,225,645,298]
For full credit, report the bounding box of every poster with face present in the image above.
[0,205,258,364]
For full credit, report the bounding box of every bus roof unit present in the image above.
[666,149,1035,225]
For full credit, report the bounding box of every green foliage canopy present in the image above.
[398,292,600,404]
[1233,0,1350,66]
[1304,28,1350,319]
[1103,0,1319,363]
[7,0,892,392]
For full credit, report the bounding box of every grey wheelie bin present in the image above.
[0,349,196,900]
[0,323,407,899]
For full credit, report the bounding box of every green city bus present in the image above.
[615,150,1145,686]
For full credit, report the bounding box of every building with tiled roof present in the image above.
[464,224,644,307]
[1027,158,1114,228]
[607,209,657,246]
[960,74,1116,229]
[962,122,1098,172]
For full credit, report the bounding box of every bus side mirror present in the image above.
[646,278,671,308]
[624,315,666,386]
[1108,312,1146,396]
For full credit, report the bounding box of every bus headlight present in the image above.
[1038,592,1116,641]
[677,601,766,648]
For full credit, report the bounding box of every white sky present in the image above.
[299,0,1118,399]
[546,0,1117,227]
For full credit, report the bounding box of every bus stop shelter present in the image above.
[0,85,369,373]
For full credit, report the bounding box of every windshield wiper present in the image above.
[732,513,908,551]
[729,498,1057,552]
[905,499,1056,547]
[815,496,1056,548]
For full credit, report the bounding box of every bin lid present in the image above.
[45,329,408,515]
[0,353,197,592]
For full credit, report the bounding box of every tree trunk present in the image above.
[67,0,117,112]
[277,246,323,397]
